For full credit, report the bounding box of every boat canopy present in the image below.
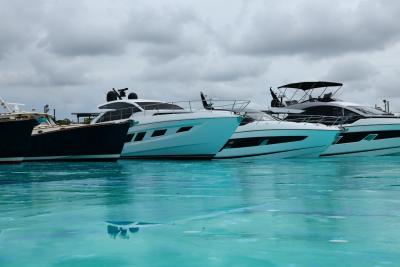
[278,81,343,91]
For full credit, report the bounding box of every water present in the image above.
[1,158,400,267]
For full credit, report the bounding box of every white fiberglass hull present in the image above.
[321,118,400,157]
[215,121,339,159]
[121,114,241,159]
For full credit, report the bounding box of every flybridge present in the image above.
[271,81,343,108]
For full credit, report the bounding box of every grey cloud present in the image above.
[136,55,267,83]
[227,0,400,58]
[0,52,93,87]
[124,6,209,62]
[325,59,379,83]
[0,0,44,59]
[39,2,125,57]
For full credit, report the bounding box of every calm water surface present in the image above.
[1,158,400,267]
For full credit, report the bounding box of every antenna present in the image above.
[200,92,213,110]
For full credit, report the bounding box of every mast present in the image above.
[0,97,13,113]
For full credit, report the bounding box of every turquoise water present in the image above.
[1,158,400,267]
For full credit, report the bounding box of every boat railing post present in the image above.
[189,101,192,112]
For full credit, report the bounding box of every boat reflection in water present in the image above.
[106,221,161,239]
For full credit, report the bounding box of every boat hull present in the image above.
[121,116,241,159]
[321,118,400,157]
[215,121,339,159]
[24,121,130,162]
[0,118,37,164]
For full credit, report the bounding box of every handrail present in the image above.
[280,114,366,126]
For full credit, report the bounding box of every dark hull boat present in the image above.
[24,120,131,162]
[0,117,37,164]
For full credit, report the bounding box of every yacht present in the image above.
[270,81,400,157]
[200,93,340,159]
[1,97,130,162]
[91,88,242,159]
[24,113,131,161]
[0,99,37,163]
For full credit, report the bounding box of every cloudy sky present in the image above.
[1,0,400,118]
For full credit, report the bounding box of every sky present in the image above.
[1,0,400,119]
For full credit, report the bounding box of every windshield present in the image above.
[136,102,183,110]
[350,106,387,116]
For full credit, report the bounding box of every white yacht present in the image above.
[91,89,242,159]
[199,93,340,159]
[270,81,400,157]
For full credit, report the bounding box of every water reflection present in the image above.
[106,221,161,239]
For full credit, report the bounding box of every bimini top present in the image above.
[278,81,343,90]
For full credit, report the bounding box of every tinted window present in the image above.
[97,108,139,123]
[126,133,135,143]
[152,129,167,137]
[134,132,146,141]
[177,126,193,133]
[137,102,183,110]
[304,106,356,117]
[99,102,138,110]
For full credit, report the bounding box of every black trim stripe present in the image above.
[216,145,327,159]
[321,145,400,157]
[222,136,307,149]
[337,130,400,144]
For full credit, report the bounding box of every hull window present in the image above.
[337,130,400,144]
[134,132,146,141]
[126,133,135,143]
[177,126,193,133]
[152,129,167,137]
[223,136,307,149]
[363,134,378,141]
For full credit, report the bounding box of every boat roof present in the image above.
[278,81,343,91]
[98,99,166,109]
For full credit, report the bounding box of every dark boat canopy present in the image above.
[278,81,343,90]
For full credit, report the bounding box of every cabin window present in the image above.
[134,132,146,141]
[152,129,167,137]
[126,133,135,142]
[97,107,140,123]
[177,126,193,133]
[136,102,183,110]
[304,106,359,117]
